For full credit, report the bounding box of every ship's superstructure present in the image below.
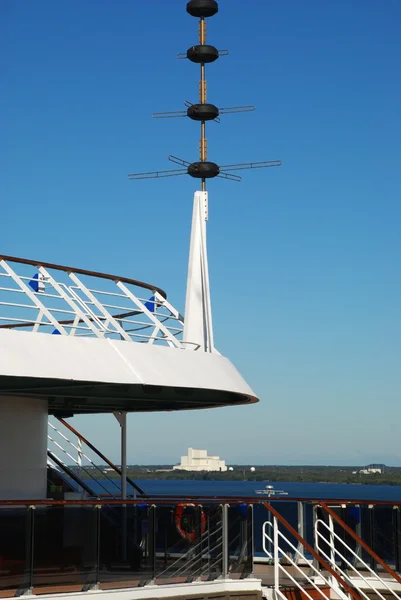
[0,0,280,505]
[1,2,399,600]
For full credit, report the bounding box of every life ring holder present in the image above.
[174,503,206,543]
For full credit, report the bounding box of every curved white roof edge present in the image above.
[0,329,258,403]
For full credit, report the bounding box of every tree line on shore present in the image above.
[73,464,401,485]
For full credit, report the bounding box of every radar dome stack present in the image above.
[128,0,282,186]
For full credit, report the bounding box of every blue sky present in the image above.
[2,1,401,466]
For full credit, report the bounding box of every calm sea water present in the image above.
[99,479,401,501]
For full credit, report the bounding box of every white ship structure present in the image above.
[1,2,400,600]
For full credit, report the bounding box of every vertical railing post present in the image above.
[328,513,337,590]
[94,505,101,589]
[393,506,400,573]
[273,516,280,594]
[149,505,157,581]
[245,503,253,577]
[312,505,320,571]
[222,503,229,578]
[120,412,127,564]
[328,514,336,566]
[368,504,376,570]
[120,412,127,503]
[295,501,305,564]
[354,504,362,565]
[24,505,35,594]
[239,505,248,575]
[207,511,211,576]
[196,505,203,579]
[77,437,83,485]
[340,505,347,562]
[114,411,127,562]
[265,506,273,560]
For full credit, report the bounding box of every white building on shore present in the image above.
[173,448,227,472]
[357,463,385,475]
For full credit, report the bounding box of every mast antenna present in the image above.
[128,0,282,191]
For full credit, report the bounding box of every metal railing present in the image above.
[262,502,361,600]
[262,500,401,600]
[1,493,400,596]
[316,503,401,593]
[0,255,186,348]
[263,519,348,600]
[47,417,145,499]
[315,517,400,600]
[0,499,253,595]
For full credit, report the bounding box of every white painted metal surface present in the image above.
[0,328,257,402]
[0,397,48,499]
[183,191,214,352]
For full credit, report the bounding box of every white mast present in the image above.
[183,190,214,352]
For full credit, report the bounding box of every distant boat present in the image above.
[255,484,288,497]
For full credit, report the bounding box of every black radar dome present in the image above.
[186,0,219,18]
[187,161,220,179]
[187,45,219,64]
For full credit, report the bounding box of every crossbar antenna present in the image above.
[128,0,282,191]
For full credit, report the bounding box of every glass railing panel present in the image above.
[0,499,256,593]
[227,504,253,578]
[98,504,147,588]
[153,503,223,584]
[0,507,30,593]
[201,504,224,580]
[153,504,192,583]
[372,505,397,566]
[32,505,98,591]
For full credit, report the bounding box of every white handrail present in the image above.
[315,518,401,600]
[0,257,185,347]
[263,520,346,600]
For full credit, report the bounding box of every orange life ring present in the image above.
[174,503,206,543]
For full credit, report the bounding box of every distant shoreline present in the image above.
[71,464,401,486]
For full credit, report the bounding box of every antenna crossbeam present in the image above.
[152,110,187,119]
[128,168,187,180]
[219,160,282,172]
[219,105,255,114]
[217,172,242,182]
[168,155,191,167]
